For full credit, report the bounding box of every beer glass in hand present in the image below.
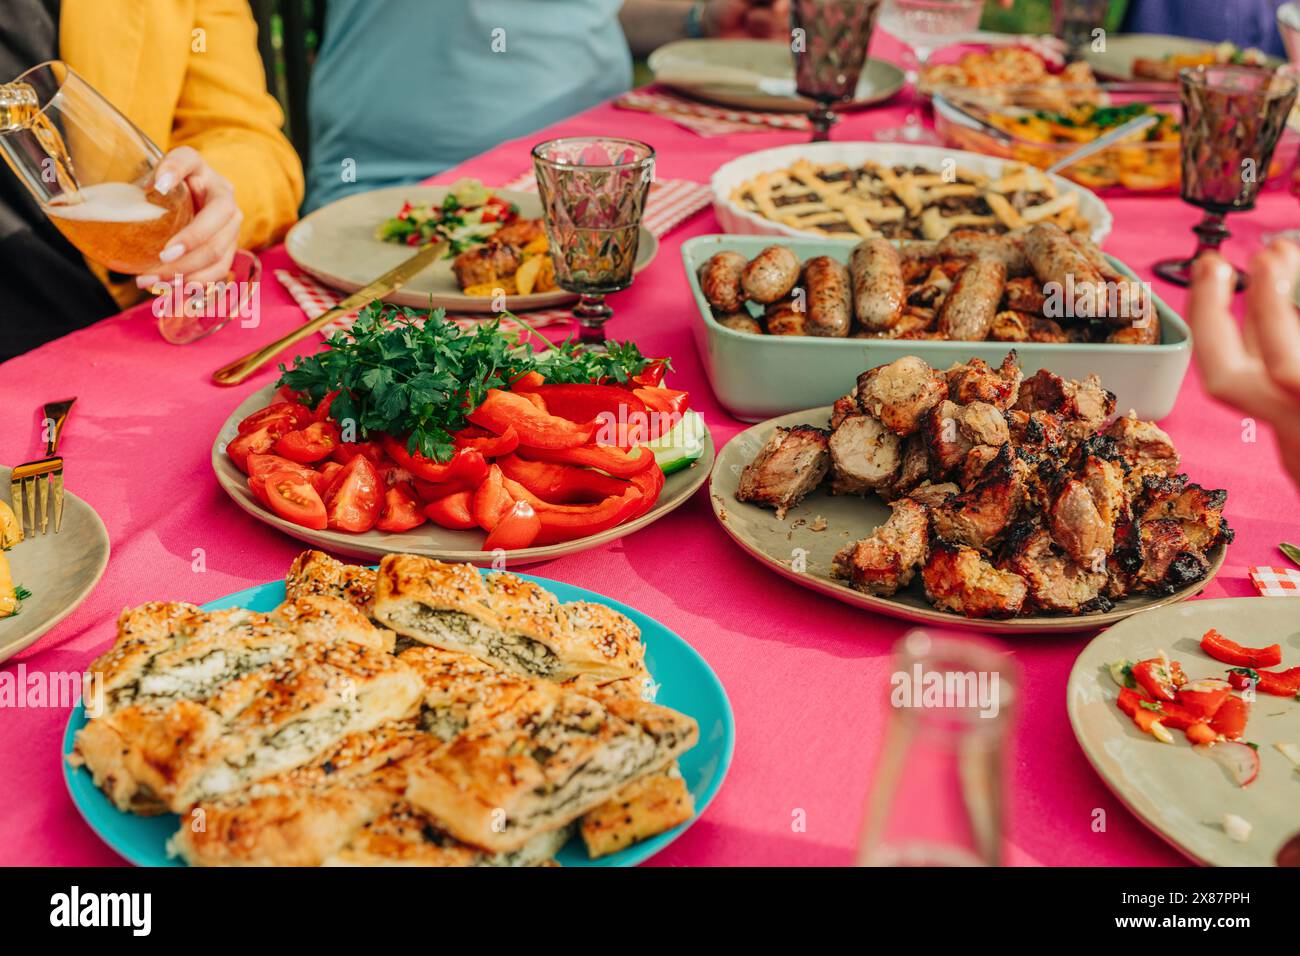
[0,61,193,275]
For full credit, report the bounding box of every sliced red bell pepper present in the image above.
[1200,628,1283,669]
[424,489,478,530]
[382,436,489,486]
[472,464,515,532]
[530,384,650,446]
[483,500,541,551]
[497,453,629,504]
[1209,695,1249,739]
[626,460,665,518]
[375,483,426,533]
[454,424,519,458]
[1131,658,1186,703]
[515,442,655,478]
[1175,684,1230,722]
[467,389,595,450]
[499,476,643,545]
[627,360,667,389]
[510,371,545,391]
[1228,666,1300,697]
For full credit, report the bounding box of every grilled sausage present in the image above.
[698,250,748,313]
[716,311,764,335]
[850,238,905,331]
[764,296,807,336]
[1071,234,1149,327]
[1024,222,1105,321]
[741,245,800,304]
[937,230,1030,277]
[802,255,852,337]
[937,256,1006,340]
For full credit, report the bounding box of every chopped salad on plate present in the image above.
[374,178,521,255]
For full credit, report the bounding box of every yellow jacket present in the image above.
[60,0,304,307]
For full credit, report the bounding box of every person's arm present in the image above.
[1187,242,1300,488]
[619,0,790,59]
[165,0,304,253]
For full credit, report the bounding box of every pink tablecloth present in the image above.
[3,38,1299,868]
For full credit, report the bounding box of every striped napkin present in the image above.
[277,176,711,338]
[613,87,810,136]
[1248,566,1300,597]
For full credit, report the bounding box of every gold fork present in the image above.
[10,398,76,536]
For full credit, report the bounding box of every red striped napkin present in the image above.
[1248,566,1300,597]
[277,175,709,338]
[613,87,810,136]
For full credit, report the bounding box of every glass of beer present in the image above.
[0,61,193,275]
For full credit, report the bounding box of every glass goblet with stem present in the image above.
[790,0,884,143]
[875,0,984,143]
[531,137,654,348]
[1153,65,1298,289]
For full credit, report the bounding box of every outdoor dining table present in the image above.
[2,34,1298,868]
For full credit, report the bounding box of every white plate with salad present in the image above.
[285,182,659,313]
[1068,597,1300,867]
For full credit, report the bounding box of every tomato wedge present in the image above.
[227,419,292,473]
[323,454,383,533]
[1200,629,1282,669]
[1131,658,1185,703]
[515,442,655,477]
[425,490,478,530]
[331,440,386,466]
[484,501,542,551]
[454,425,519,457]
[497,453,629,504]
[382,436,489,486]
[375,483,426,533]
[238,401,312,435]
[472,464,515,532]
[274,421,341,464]
[246,453,316,481]
[467,389,596,449]
[313,389,341,422]
[263,470,327,530]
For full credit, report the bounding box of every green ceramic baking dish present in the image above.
[682,234,1192,423]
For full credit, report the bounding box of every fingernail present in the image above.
[154,172,174,195]
[1276,278,1292,296]
[136,274,160,289]
[159,243,185,263]
[1214,262,1234,281]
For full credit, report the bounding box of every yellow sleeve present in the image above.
[168,0,305,249]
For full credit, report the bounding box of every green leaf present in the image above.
[1280,542,1300,569]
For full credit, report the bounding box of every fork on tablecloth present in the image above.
[10,398,76,536]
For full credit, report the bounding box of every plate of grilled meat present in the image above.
[63,549,733,867]
[286,184,658,312]
[711,353,1229,632]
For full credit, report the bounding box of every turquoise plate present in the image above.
[62,571,735,867]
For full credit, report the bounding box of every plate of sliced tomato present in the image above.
[211,375,713,564]
[1068,598,1300,866]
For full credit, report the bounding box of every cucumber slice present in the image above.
[646,411,706,475]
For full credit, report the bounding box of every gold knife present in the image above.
[211,241,446,386]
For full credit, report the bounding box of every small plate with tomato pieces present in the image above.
[1068,598,1300,866]
[211,378,713,564]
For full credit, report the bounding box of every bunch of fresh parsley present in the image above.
[277,304,659,461]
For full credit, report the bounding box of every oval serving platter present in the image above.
[1068,597,1300,866]
[63,570,735,867]
[212,383,714,565]
[709,407,1226,635]
[286,185,658,313]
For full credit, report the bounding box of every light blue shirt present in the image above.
[304,0,633,212]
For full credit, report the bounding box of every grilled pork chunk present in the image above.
[452,243,521,288]
[1014,368,1116,439]
[946,352,1022,411]
[922,539,1028,618]
[737,425,831,519]
[931,444,1024,549]
[1002,524,1109,614]
[833,498,929,596]
[855,356,948,437]
[878,433,930,501]
[1105,413,1179,484]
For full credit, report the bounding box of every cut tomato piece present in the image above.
[515,442,655,477]
[454,424,519,458]
[425,490,479,530]
[274,420,341,464]
[323,454,383,533]
[331,440,386,466]
[467,389,596,449]
[313,389,341,422]
[227,419,292,473]
[263,470,327,530]
[1209,695,1249,740]
[1200,628,1283,669]
[484,500,542,551]
[237,401,312,435]
[375,483,426,533]
[1176,685,1231,721]
[246,453,316,481]
[497,453,629,504]
[1132,658,1185,703]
